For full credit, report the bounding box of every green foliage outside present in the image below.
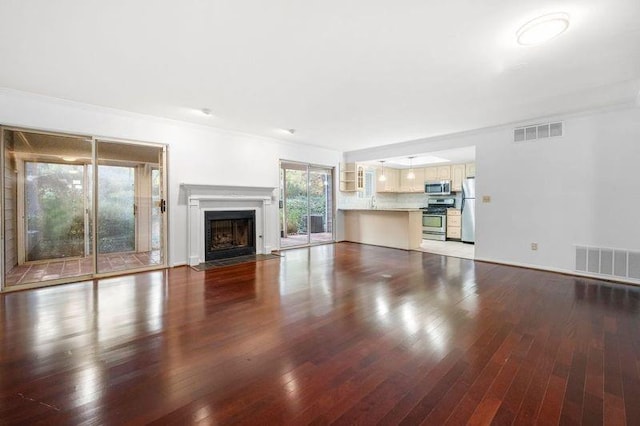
[25,163,136,260]
[283,170,328,234]
[26,163,85,260]
[97,166,135,253]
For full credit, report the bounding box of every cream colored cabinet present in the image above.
[425,165,451,181]
[376,167,399,192]
[339,163,357,192]
[447,226,461,239]
[437,166,451,180]
[424,166,438,181]
[451,164,466,192]
[446,208,461,240]
[356,165,365,191]
[465,162,476,178]
[399,168,425,192]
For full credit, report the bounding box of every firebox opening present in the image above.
[205,210,256,261]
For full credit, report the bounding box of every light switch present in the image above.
[482,195,491,203]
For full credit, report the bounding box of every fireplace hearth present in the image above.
[205,210,256,261]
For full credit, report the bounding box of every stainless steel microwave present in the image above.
[424,180,451,195]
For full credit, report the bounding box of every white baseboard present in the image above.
[474,257,640,287]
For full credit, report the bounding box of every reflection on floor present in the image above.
[280,232,334,248]
[417,239,475,260]
[5,250,162,286]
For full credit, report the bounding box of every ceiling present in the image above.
[0,1,638,152]
[367,146,476,169]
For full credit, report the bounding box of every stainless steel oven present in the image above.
[422,197,455,241]
[422,212,447,241]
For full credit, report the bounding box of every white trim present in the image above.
[474,256,640,287]
[182,184,276,266]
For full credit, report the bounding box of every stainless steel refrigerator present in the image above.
[461,178,476,243]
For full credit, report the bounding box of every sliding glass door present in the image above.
[2,130,94,287]
[1,128,167,290]
[95,140,166,274]
[280,161,334,249]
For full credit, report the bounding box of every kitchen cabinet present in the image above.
[424,165,451,181]
[437,166,451,180]
[465,162,476,178]
[424,166,438,181]
[356,164,365,191]
[376,167,399,192]
[339,163,356,192]
[399,168,425,192]
[451,164,466,192]
[446,208,461,240]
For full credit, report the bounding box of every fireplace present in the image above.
[205,210,256,261]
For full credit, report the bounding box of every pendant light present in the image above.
[406,156,415,180]
[378,161,387,182]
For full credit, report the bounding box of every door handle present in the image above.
[160,199,166,213]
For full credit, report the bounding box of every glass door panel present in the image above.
[280,163,309,248]
[96,141,166,274]
[25,162,86,260]
[309,167,333,244]
[279,161,335,249]
[97,165,135,253]
[2,129,93,287]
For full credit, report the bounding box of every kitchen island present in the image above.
[338,208,422,250]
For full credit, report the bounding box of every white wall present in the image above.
[346,105,640,279]
[0,89,341,266]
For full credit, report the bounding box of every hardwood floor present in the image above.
[0,242,639,424]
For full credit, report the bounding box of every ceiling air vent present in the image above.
[514,122,563,142]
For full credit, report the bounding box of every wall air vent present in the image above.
[575,245,640,281]
[514,122,563,142]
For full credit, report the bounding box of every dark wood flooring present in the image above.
[0,242,639,425]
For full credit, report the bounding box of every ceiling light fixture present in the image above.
[378,161,387,182]
[287,129,296,135]
[61,156,77,162]
[406,157,415,180]
[516,12,570,46]
[201,108,213,116]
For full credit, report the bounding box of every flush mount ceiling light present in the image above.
[406,157,415,180]
[517,12,570,46]
[378,161,387,182]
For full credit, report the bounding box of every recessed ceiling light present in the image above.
[517,12,570,46]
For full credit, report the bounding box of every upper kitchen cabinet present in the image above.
[376,167,399,192]
[465,162,476,178]
[399,168,425,192]
[339,162,357,192]
[356,164,365,191]
[425,165,451,181]
[451,164,466,192]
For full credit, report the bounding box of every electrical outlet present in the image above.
[531,243,538,251]
[482,195,491,203]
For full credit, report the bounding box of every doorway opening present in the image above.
[279,161,335,249]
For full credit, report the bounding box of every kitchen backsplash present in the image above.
[339,191,462,209]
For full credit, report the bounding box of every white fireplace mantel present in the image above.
[181,184,277,266]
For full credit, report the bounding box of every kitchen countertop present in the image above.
[339,208,422,250]
[338,208,422,212]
